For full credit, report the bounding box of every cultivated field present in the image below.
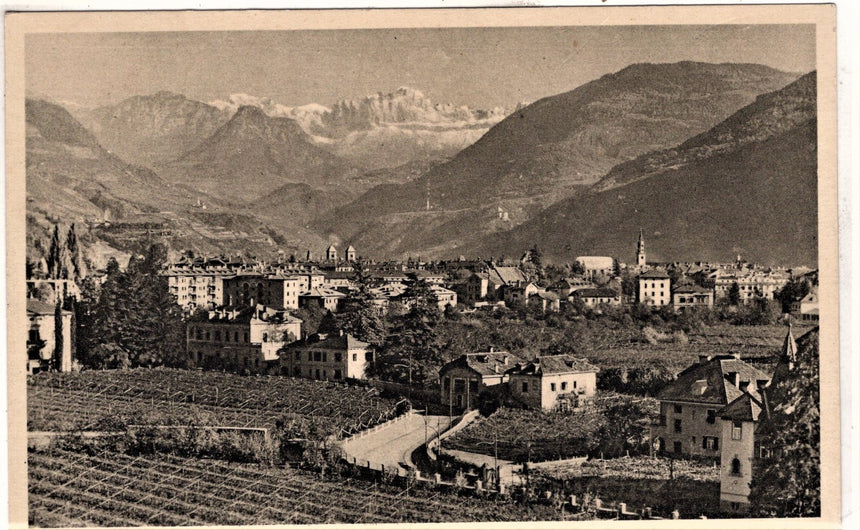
[28,447,564,526]
[28,369,402,438]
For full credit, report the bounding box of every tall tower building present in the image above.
[637,229,647,267]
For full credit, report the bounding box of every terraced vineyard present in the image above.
[29,448,562,526]
[28,369,402,438]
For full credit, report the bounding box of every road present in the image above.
[342,413,451,472]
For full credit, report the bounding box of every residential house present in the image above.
[790,291,819,322]
[27,299,74,374]
[298,287,346,312]
[504,282,540,307]
[439,350,524,410]
[429,284,458,309]
[506,355,599,411]
[650,355,770,458]
[550,278,595,299]
[280,331,374,381]
[528,290,561,312]
[718,326,801,513]
[571,287,621,308]
[638,269,671,307]
[187,304,302,374]
[672,284,715,311]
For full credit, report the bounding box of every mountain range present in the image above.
[27,61,817,268]
[459,72,818,266]
[314,62,802,260]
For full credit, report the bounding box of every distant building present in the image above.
[439,350,524,410]
[326,244,338,261]
[222,273,301,310]
[187,304,302,374]
[638,269,671,307]
[504,282,540,307]
[636,229,647,267]
[528,290,561,312]
[712,271,790,303]
[345,245,357,262]
[790,291,819,322]
[298,287,346,312]
[429,284,458,309]
[575,256,616,281]
[571,287,621,308]
[506,355,599,412]
[27,299,74,374]
[672,284,715,311]
[280,331,374,381]
[549,278,595,299]
[649,354,770,459]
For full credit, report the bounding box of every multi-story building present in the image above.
[27,299,74,374]
[649,354,770,459]
[638,269,671,307]
[672,284,715,311]
[221,273,302,310]
[439,350,524,410]
[571,287,621,308]
[506,355,599,412]
[575,256,616,281]
[186,304,302,374]
[712,270,790,303]
[429,284,458,309]
[279,331,374,381]
[298,287,346,312]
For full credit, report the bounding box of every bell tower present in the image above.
[636,229,646,267]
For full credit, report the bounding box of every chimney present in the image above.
[489,346,494,353]
[503,355,509,365]
[698,354,711,364]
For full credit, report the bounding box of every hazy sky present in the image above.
[26,25,816,109]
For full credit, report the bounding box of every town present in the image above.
[25,227,821,521]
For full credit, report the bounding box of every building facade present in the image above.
[506,355,599,411]
[280,332,373,381]
[638,269,671,307]
[27,299,74,374]
[439,350,524,410]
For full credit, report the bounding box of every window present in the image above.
[673,404,683,414]
[703,436,719,450]
[334,369,342,380]
[674,419,682,433]
[234,332,239,342]
[334,352,342,363]
[322,352,327,363]
[315,369,320,379]
[561,382,567,391]
[244,332,249,343]
[294,367,301,377]
[314,352,321,362]
[522,381,529,393]
[550,383,556,392]
[573,381,577,389]
[295,351,301,360]
[206,331,211,340]
[659,414,667,426]
[673,441,682,454]
[443,377,450,391]
[469,380,478,393]
[352,353,358,361]
[732,421,743,440]
[730,458,741,476]
[323,370,327,379]
[706,409,716,424]
[454,379,465,392]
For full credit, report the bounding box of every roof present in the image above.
[639,269,670,279]
[489,266,528,286]
[300,287,346,299]
[673,284,711,294]
[718,390,763,422]
[530,290,559,301]
[656,356,771,406]
[27,299,60,315]
[439,351,526,377]
[507,354,599,376]
[289,332,370,351]
[574,288,619,298]
[575,256,615,269]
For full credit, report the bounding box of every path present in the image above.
[341,413,451,472]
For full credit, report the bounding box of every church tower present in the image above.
[636,229,647,267]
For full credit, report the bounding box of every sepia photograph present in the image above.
[5,5,840,528]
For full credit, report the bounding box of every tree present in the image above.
[775,277,811,313]
[749,328,820,517]
[65,223,86,281]
[84,243,187,369]
[47,224,65,279]
[52,300,64,371]
[336,263,387,347]
[728,282,741,306]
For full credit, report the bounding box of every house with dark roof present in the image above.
[718,326,803,513]
[280,331,374,381]
[298,287,347,313]
[438,350,525,410]
[506,355,600,411]
[649,354,770,458]
[528,290,561,312]
[571,287,621,308]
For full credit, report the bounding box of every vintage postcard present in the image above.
[5,5,839,529]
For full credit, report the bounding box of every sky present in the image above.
[25,25,816,110]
